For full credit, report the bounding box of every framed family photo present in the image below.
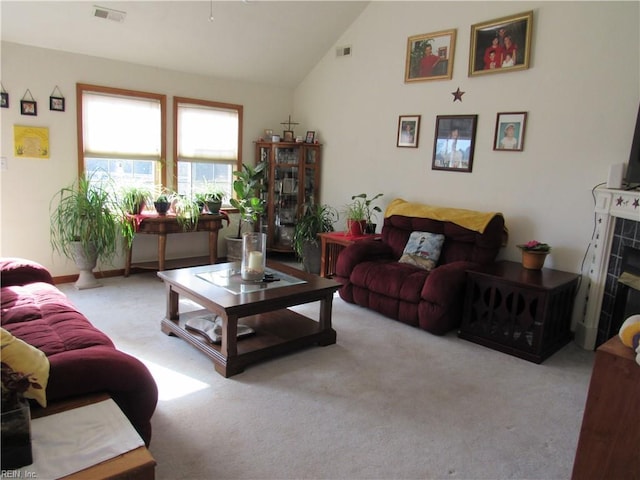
[1,92,8,108]
[20,100,37,116]
[494,112,527,151]
[432,115,478,173]
[305,131,315,143]
[405,29,456,83]
[469,11,533,76]
[397,115,421,148]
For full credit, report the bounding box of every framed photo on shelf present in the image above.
[494,112,527,151]
[305,131,315,143]
[20,100,37,116]
[469,10,533,76]
[405,29,456,82]
[432,115,478,173]
[283,130,294,142]
[50,96,65,112]
[397,115,421,148]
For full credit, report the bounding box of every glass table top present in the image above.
[196,266,306,294]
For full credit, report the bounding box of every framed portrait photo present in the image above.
[494,112,527,151]
[50,96,65,112]
[0,92,8,108]
[283,130,294,142]
[305,131,315,143]
[432,115,478,173]
[20,100,37,116]
[469,10,533,77]
[405,29,456,83]
[397,115,420,148]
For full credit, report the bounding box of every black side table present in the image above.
[459,260,579,363]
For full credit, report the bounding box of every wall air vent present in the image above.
[336,45,352,58]
[93,5,126,23]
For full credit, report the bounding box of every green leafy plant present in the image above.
[343,198,367,222]
[119,185,152,215]
[229,162,266,238]
[351,192,383,226]
[293,204,338,261]
[49,172,124,264]
[517,240,551,252]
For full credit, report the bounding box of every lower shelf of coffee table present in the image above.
[161,308,336,376]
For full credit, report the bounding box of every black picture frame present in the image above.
[283,130,294,142]
[20,100,37,116]
[432,115,478,172]
[305,131,315,143]
[50,96,65,112]
[494,111,528,151]
[0,92,8,108]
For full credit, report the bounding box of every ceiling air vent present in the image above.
[336,45,352,58]
[93,5,126,23]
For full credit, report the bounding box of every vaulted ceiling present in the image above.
[1,1,369,88]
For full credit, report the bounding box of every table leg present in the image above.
[320,236,328,278]
[208,230,218,264]
[318,293,337,346]
[158,233,167,271]
[166,284,179,321]
[125,242,133,277]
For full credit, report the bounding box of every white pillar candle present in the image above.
[248,251,264,271]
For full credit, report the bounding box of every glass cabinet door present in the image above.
[272,145,300,250]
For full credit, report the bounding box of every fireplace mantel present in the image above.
[576,187,640,349]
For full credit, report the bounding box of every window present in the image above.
[174,97,242,203]
[77,84,166,190]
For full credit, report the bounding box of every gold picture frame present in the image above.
[405,29,456,83]
[469,11,533,77]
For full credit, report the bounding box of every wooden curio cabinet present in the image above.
[256,141,321,252]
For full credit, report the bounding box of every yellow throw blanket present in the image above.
[384,198,504,235]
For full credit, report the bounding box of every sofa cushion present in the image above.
[1,283,114,356]
[351,260,431,303]
[1,327,50,407]
[398,231,445,271]
[0,258,54,286]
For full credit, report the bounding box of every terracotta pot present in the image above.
[521,250,548,270]
[346,219,366,237]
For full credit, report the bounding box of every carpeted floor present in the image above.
[59,271,594,480]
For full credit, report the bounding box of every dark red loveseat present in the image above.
[335,200,506,335]
[0,258,158,445]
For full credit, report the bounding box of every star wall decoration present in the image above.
[451,87,465,102]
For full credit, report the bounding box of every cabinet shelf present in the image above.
[256,141,322,252]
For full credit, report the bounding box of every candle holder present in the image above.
[241,232,267,281]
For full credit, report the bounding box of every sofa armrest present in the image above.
[335,240,394,278]
[421,261,478,305]
[0,258,54,286]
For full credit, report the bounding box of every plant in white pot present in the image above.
[49,173,124,289]
[226,162,266,261]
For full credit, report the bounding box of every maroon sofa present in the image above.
[335,204,506,335]
[0,258,158,445]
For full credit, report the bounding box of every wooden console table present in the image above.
[125,213,227,277]
[318,232,381,278]
[460,260,579,363]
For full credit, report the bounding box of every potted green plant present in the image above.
[293,204,338,274]
[119,185,152,215]
[153,192,172,215]
[49,173,123,289]
[343,198,367,236]
[195,181,226,214]
[226,162,266,261]
[351,192,383,233]
[172,194,201,231]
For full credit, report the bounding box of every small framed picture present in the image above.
[432,115,478,173]
[20,100,37,116]
[397,115,421,148]
[405,29,457,83]
[469,11,533,76]
[0,92,8,108]
[50,96,65,112]
[305,131,315,143]
[494,112,527,151]
[283,130,294,142]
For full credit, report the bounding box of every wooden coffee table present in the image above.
[157,260,341,377]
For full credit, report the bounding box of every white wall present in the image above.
[0,42,294,276]
[295,1,640,275]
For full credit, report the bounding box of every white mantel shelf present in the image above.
[576,187,640,350]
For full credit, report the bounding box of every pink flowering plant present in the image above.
[517,240,551,252]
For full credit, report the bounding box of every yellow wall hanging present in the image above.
[13,125,49,159]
